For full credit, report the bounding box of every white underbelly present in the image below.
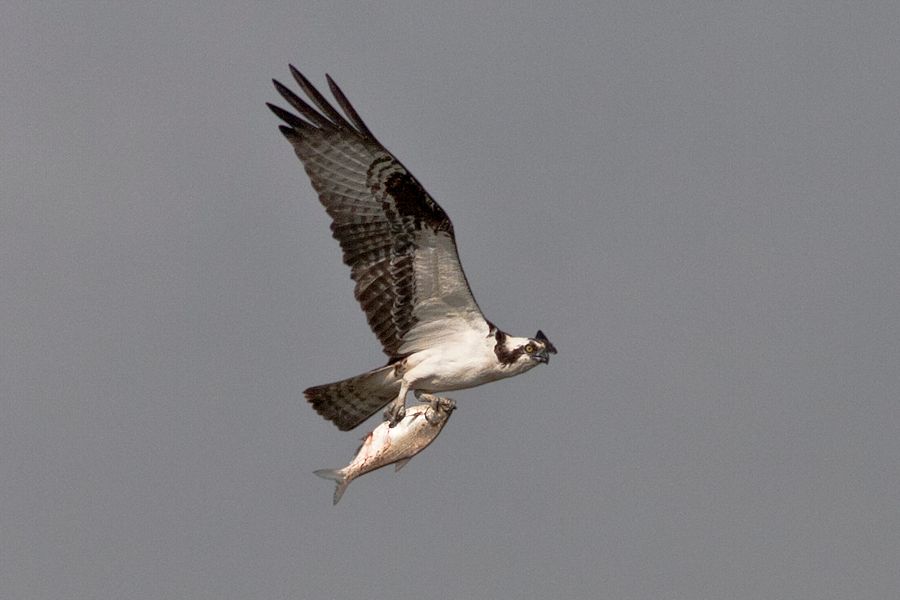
[403,348,509,392]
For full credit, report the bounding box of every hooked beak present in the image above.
[535,330,557,357]
[535,349,550,364]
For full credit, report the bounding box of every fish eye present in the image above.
[524,343,535,353]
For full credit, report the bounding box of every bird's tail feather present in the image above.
[305,364,402,431]
[314,469,351,505]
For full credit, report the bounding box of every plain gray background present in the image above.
[3,3,899,599]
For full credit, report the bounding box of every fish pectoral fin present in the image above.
[394,458,412,472]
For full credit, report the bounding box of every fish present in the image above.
[314,397,455,505]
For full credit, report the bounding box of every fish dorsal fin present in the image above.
[394,458,412,472]
[352,430,374,456]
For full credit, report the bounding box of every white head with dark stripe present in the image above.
[493,329,558,373]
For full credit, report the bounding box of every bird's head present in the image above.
[494,329,557,371]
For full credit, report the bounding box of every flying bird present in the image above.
[268,65,556,431]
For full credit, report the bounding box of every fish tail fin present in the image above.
[314,469,351,505]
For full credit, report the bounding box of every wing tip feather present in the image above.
[270,65,379,142]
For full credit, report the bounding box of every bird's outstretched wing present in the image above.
[268,66,487,359]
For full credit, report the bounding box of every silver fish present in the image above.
[314,397,455,505]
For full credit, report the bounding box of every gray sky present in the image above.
[3,3,899,599]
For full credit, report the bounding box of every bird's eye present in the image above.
[525,344,535,354]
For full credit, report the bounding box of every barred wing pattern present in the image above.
[268,66,487,359]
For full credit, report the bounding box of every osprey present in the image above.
[268,66,556,431]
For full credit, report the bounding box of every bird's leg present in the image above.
[414,391,455,424]
[384,381,409,427]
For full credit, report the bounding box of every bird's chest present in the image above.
[406,344,509,391]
